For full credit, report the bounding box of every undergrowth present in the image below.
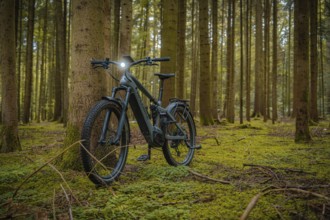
[0,119,329,219]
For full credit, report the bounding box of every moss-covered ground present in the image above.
[0,119,329,219]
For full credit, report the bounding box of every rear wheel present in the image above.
[162,104,196,166]
[81,100,129,185]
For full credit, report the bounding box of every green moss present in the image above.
[0,121,329,219]
[60,124,82,170]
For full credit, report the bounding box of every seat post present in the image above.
[158,79,164,106]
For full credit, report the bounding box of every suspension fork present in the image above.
[110,87,131,145]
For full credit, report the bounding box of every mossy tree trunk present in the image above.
[294,0,311,143]
[62,0,106,169]
[0,0,21,152]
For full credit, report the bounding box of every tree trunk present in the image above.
[23,0,35,124]
[309,0,318,122]
[38,0,48,123]
[239,0,244,124]
[198,0,213,125]
[272,0,278,123]
[245,0,251,121]
[0,0,21,152]
[190,0,198,116]
[226,0,236,123]
[161,0,177,107]
[264,0,270,122]
[176,0,186,99]
[104,0,112,94]
[119,0,132,57]
[287,2,292,116]
[63,0,106,169]
[211,0,219,120]
[294,0,311,143]
[253,0,263,117]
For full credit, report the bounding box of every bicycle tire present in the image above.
[81,99,129,185]
[162,104,196,166]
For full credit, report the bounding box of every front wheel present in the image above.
[81,100,129,185]
[162,104,196,166]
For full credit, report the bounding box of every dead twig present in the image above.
[60,184,73,220]
[53,189,56,220]
[243,163,312,174]
[48,163,82,205]
[188,169,231,184]
[240,188,330,220]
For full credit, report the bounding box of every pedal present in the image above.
[137,154,150,161]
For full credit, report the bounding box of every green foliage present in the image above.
[0,121,329,219]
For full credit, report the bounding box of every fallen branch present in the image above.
[188,169,231,184]
[240,188,330,220]
[243,163,312,174]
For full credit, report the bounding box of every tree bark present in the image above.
[23,0,35,124]
[226,0,236,123]
[239,0,244,124]
[264,0,270,122]
[0,0,21,152]
[294,0,311,143]
[245,0,251,121]
[38,0,48,123]
[253,0,264,117]
[161,0,177,107]
[176,0,186,99]
[189,0,198,116]
[309,0,318,122]
[211,0,219,120]
[119,0,132,57]
[199,0,213,125]
[272,0,278,123]
[63,0,106,169]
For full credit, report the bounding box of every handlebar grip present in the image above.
[152,57,170,62]
[91,60,105,65]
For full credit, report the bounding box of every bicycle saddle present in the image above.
[154,73,175,80]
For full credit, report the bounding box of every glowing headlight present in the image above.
[120,62,126,68]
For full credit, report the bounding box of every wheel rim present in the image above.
[166,108,194,164]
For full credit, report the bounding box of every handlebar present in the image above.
[91,56,170,69]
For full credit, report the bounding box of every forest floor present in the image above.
[0,118,330,219]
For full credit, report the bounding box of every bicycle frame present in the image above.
[105,69,186,147]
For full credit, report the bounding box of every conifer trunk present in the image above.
[199,0,213,125]
[161,0,177,106]
[0,0,21,152]
[272,0,278,123]
[294,0,311,143]
[63,0,106,169]
[310,0,318,122]
[23,0,35,124]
